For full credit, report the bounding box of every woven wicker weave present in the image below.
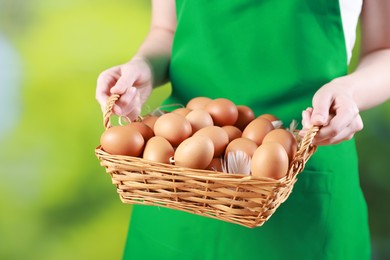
[95,94,318,228]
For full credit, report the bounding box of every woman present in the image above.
[96,1,390,259]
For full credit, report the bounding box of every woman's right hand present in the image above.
[96,57,153,121]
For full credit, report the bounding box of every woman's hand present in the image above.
[96,0,176,120]
[96,58,153,121]
[300,0,390,146]
[300,76,364,146]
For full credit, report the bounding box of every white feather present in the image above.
[271,120,283,129]
[222,151,251,175]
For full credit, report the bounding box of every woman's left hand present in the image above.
[300,76,364,146]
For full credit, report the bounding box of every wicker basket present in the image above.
[95,94,319,228]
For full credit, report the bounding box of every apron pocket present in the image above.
[258,169,334,257]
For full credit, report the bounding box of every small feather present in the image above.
[287,119,298,133]
[223,151,251,175]
[271,120,283,129]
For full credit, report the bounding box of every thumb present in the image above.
[110,66,137,95]
[311,92,332,126]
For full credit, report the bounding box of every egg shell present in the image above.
[262,129,298,162]
[205,98,238,126]
[206,157,224,172]
[172,107,192,117]
[250,142,289,180]
[258,113,279,122]
[174,135,214,170]
[222,125,242,142]
[185,109,214,134]
[234,105,255,130]
[225,137,258,158]
[142,115,159,129]
[186,97,212,110]
[143,136,174,164]
[153,113,192,147]
[242,118,274,145]
[100,125,144,156]
[126,122,154,142]
[194,126,229,157]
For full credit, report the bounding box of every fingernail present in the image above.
[111,85,125,94]
[110,87,117,94]
[312,114,324,124]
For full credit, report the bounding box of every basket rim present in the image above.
[95,143,316,188]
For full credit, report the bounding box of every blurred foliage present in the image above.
[0,1,168,259]
[0,1,389,259]
[0,0,33,38]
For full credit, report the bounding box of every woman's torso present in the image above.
[124,1,370,259]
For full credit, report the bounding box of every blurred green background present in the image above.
[0,1,389,259]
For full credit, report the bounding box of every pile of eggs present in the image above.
[100,97,298,180]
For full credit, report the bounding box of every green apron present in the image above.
[124,1,370,259]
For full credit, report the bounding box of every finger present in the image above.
[311,91,333,126]
[96,66,121,109]
[317,103,359,141]
[329,114,363,144]
[112,87,138,116]
[301,107,313,129]
[298,128,308,138]
[97,65,121,87]
[314,116,349,142]
[314,114,363,145]
[125,91,142,121]
[301,110,308,129]
[96,92,110,113]
[110,65,138,95]
[315,127,354,146]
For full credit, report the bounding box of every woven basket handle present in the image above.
[288,126,320,178]
[103,94,121,129]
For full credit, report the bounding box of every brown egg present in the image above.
[262,129,298,161]
[153,113,192,147]
[100,125,144,156]
[143,136,174,164]
[186,97,212,110]
[234,105,255,130]
[258,113,279,122]
[185,109,214,134]
[225,137,258,158]
[205,98,238,126]
[242,118,274,145]
[142,115,159,129]
[206,157,224,172]
[194,126,229,157]
[222,125,242,142]
[174,135,214,169]
[172,107,192,117]
[126,122,154,142]
[251,142,289,180]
